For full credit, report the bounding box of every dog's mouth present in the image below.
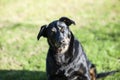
[48,39,70,54]
[55,43,69,53]
[55,43,66,47]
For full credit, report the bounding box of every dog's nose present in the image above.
[61,40,65,43]
[59,39,65,44]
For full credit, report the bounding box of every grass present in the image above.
[0,0,120,80]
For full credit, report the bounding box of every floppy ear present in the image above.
[37,25,47,40]
[59,17,75,26]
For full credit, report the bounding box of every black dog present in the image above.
[37,17,119,80]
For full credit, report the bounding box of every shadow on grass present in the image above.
[0,70,47,80]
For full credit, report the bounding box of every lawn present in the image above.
[0,0,120,80]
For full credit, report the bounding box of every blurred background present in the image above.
[0,0,120,80]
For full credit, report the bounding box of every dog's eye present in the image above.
[59,27,64,33]
[51,27,57,33]
[61,28,64,33]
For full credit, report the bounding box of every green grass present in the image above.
[0,0,120,80]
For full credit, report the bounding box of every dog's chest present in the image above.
[54,54,70,65]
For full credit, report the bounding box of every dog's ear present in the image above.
[37,25,47,40]
[59,17,75,26]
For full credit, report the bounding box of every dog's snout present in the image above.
[60,39,65,43]
[58,39,65,44]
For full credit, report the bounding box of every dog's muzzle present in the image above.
[54,38,70,53]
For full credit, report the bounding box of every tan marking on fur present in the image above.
[60,37,70,54]
[60,44,69,54]
[79,69,84,74]
[90,68,96,80]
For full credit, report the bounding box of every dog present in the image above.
[37,17,119,80]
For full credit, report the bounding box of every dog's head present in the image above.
[37,17,75,53]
